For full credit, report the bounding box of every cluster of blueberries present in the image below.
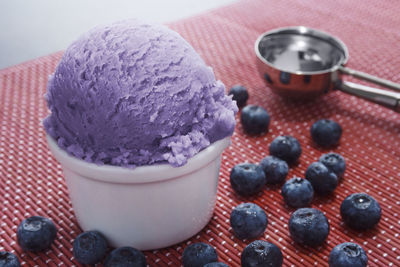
[0,216,147,266]
[0,85,382,267]
[203,85,380,267]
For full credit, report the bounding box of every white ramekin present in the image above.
[46,135,230,250]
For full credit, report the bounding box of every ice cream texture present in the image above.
[44,20,237,167]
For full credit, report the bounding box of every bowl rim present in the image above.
[46,135,230,184]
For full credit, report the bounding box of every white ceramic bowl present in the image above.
[46,135,230,250]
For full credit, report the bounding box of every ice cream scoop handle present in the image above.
[339,81,400,112]
[340,66,400,92]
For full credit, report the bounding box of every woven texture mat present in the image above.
[1,0,400,266]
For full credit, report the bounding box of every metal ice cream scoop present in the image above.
[255,26,400,112]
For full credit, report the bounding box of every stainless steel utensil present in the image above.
[255,26,400,112]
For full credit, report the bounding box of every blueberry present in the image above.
[73,231,108,265]
[230,203,268,240]
[289,208,329,247]
[340,193,381,231]
[311,119,342,147]
[329,242,368,267]
[104,247,146,267]
[17,216,57,252]
[269,135,302,165]
[319,152,346,179]
[281,177,314,208]
[264,73,273,84]
[305,162,338,195]
[259,156,288,184]
[229,85,249,108]
[240,105,270,135]
[204,262,229,267]
[182,242,218,267]
[230,163,266,196]
[279,71,291,84]
[241,240,283,267]
[0,251,20,267]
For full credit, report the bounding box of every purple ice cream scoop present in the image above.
[44,20,237,167]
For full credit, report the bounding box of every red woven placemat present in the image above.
[1,0,399,266]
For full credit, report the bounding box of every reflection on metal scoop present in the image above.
[255,26,400,112]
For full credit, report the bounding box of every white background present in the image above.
[0,0,235,69]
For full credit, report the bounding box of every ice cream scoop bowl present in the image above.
[47,135,230,250]
[255,26,400,112]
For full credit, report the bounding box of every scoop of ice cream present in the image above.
[44,20,237,167]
